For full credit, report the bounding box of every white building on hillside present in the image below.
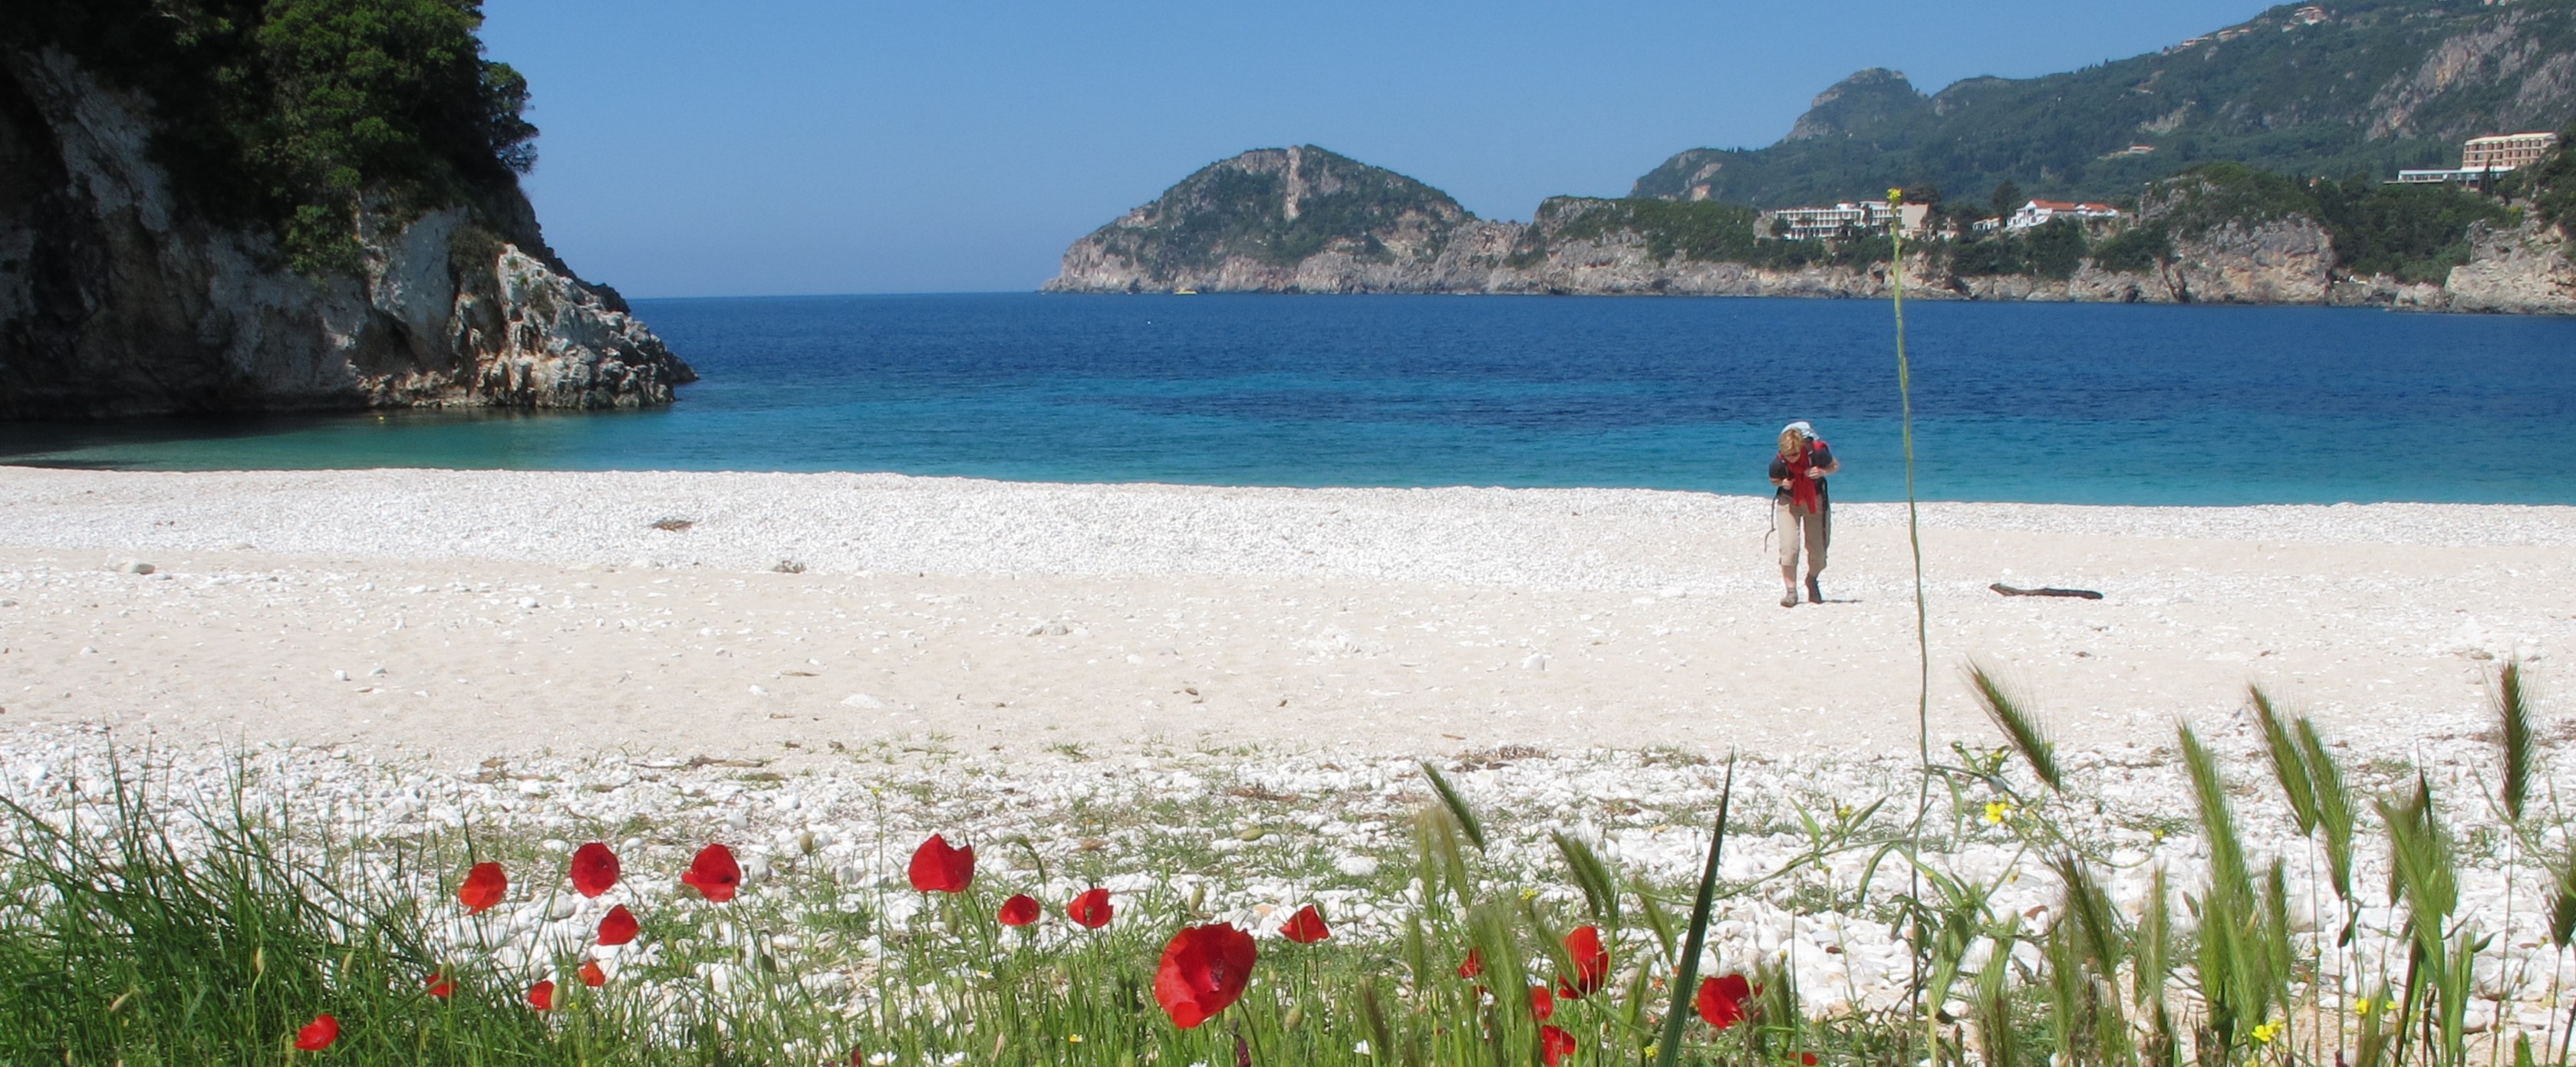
[2004,199,2125,231]
[1755,201,1929,241]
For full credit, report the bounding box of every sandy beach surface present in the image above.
[7,466,2574,1028]
[0,466,2565,764]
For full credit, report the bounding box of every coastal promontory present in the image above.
[1047,0,2576,312]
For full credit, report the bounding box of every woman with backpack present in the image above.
[1770,420,1839,608]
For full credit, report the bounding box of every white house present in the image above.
[2004,199,2124,231]
[1754,202,1930,241]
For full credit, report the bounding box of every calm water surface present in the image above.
[3,294,2569,506]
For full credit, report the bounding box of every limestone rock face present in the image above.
[2444,218,2576,315]
[0,48,692,418]
[2159,219,2337,305]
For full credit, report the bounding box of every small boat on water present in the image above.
[1173,288,1197,295]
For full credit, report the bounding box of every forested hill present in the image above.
[1632,0,2576,207]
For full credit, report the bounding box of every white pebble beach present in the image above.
[5,465,2574,1026]
[0,466,2564,762]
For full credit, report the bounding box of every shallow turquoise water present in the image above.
[5,294,2571,506]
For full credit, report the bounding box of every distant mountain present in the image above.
[1632,0,2576,207]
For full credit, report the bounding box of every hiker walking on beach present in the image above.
[1770,420,1838,607]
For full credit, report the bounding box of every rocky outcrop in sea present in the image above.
[0,49,693,418]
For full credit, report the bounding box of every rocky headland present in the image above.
[1046,147,2576,313]
[1,33,691,417]
[1048,0,2576,314]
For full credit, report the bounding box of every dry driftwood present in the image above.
[1991,582,2103,600]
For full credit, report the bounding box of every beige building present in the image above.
[2462,132,2560,170]
[2397,131,2561,186]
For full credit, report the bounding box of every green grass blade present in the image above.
[1550,831,1622,926]
[1966,660,2063,792]
[1420,761,1488,851]
[1972,917,2022,1067]
[1635,881,1678,963]
[2495,659,2534,823]
[2294,716,2357,904]
[2550,857,2576,949]
[2136,864,2172,1009]
[2179,724,2252,900]
[1653,755,1737,1067]
[2249,685,2319,835]
[2047,851,2127,980]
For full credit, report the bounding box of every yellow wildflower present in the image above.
[2251,1022,2281,1045]
[2354,998,2375,1017]
[1982,802,2013,825]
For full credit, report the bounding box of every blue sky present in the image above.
[483,0,2277,298]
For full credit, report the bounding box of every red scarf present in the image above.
[1782,441,1826,515]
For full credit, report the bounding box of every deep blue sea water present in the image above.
[5,294,2571,506]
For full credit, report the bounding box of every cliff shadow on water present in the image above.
[0,405,684,471]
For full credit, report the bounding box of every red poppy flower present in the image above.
[597,904,640,946]
[578,960,607,987]
[1278,904,1329,944]
[424,972,454,999]
[1068,887,1114,928]
[680,844,741,902]
[294,1013,339,1051]
[1458,947,1484,978]
[526,980,556,1011]
[1530,985,1556,1023]
[999,894,1041,927]
[457,861,506,914]
[1696,973,1754,1029]
[1153,922,1258,1029]
[908,834,975,894]
[1800,1055,1818,1065]
[1557,925,1608,998]
[570,842,619,897]
[1540,1024,1576,1067]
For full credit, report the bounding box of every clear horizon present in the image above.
[485,0,2281,300]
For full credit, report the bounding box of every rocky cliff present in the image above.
[0,47,691,418]
[1046,145,2571,311]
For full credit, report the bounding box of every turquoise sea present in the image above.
[3,294,2571,506]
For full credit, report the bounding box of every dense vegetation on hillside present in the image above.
[1632,0,2576,209]
[1528,159,2537,286]
[1512,198,1896,272]
[1079,147,1468,272]
[3,0,538,275]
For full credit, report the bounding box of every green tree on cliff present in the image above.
[5,0,538,275]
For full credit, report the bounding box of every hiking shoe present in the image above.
[1806,576,1823,604]
[1780,591,1799,608]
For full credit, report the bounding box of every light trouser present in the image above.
[1775,501,1830,575]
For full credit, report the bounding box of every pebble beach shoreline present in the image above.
[3,466,2574,1027]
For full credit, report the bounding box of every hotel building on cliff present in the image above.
[1755,201,1931,241]
[2395,131,2559,187]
